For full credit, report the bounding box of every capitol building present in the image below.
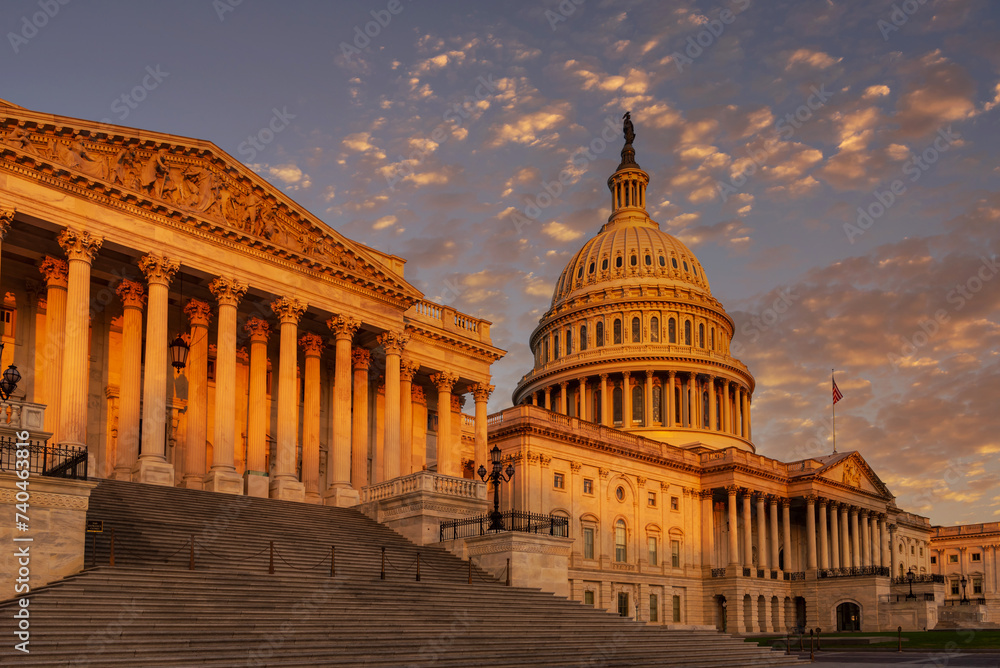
[0,99,996,636]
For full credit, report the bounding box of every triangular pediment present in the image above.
[814,451,893,499]
[0,106,421,306]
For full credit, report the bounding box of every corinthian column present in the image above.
[377,330,408,481]
[0,209,12,290]
[400,359,420,475]
[269,296,307,502]
[325,316,359,506]
[39,257,69,442]
[204,277,247,494]
[818,499,829,569]
[112,279,145,479]
[727,486,739,567]
[829,502,840,569]
[350,347,370,493]
[806,496,818,570]
[707,375,717,431]
[133,253,176,486]
[299,332,323,502]
[600,373,609,425]
[430,371,459,476]
[57,230,102,452]
[243,316,270,498]
[471,382,494,470]
[622,371,632,425]
[665,371,675,428]
[178,299,211,489]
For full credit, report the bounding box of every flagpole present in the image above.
[831,368,836,454]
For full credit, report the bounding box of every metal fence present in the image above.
[440,511,569,541]
[0,435,87,480]
[818,566,890,578]
[890,573,944,585]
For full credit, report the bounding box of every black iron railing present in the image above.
[819,565,890,578]
[891,573,944,585]
[944,598,986,606]
[0,435,86,480]
[439,511,569,541]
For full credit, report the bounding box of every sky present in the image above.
[2,0,999,526]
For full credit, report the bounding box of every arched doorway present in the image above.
[836,602,861,631]
[716,595,727,632]
[794,596,807,633]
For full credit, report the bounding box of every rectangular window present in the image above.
[670,496,679,511]
[973,578,983,595]
[971,552,981,562]
[583,528,594,560]
[584,590,595,606]
[648,491,656,507]
[649,594,658,622]
[951,580,960,596]
[553,472,564,489]
[208,358,218,382]
[672,595,681,623]
[583,478,593,495]
[1,308,13,338]
[617,592,629,617]
[931,556,937,564]
[648,536,658,566]
[566,329,572,355]
[949,554,958,563]
[671,540,681,568]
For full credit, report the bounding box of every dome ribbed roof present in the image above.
[551,218,711,307]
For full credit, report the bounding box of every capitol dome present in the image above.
[513,117,756,452]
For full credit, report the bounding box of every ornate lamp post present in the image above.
[0,342,21,401]
[477,444,514,532]
[960,575,969,604]
[905,567,916,600]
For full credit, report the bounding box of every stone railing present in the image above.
[819,566,890,579]
[700,448,788,476]
[711,568,727,578]
[405,299,492,344]
[933,522,1000,537]
[360,470,487,503]
[0,399,47,435]
[891,573,944,585]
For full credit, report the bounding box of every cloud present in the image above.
[893,52,976,138]
[785,48,842,71]
[541,221,584,242]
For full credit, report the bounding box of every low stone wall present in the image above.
[0,473,97,594]
[461,532,573,598]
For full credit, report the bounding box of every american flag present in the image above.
[832,377,844,404]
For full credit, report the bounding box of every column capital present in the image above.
[645,369,654,379]
[828,500,839,510]
[430,371,459,392]
[377,330,409,355]
[411,384,426,405]
[622,370,631,380]
[0,208,14,237]
[271,296,307,324]
[326,314,360,341]
[39,256,69,288]
[138,253,178,286]
[805,493,817,504]
[700,489,714,499]
[667,369,676,378]
[58,228,103,263]
[450,395,464,412]
[559,380,569,389]
[209,277,247,307]
[599,373,609,381]
[849,506,860,516]
[598,467,610,479]
[299,332,324,357]
[184,298,211,327]
[400,359,420,382]
[351,347,371,370]
[570,461,582,473]
[726,484,740,495]
[116,279,146,309]
[236,347,249,364]
[244,316,271,342]
[781,497,792,508]
[470,382,494,402]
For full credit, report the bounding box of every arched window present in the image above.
[566,329,573,355]
[699,323,705,348]
[645,254,652,265]
[543,338,549,362]
[613,319,622,344]
[615,520,627,563]
[630,255,637,267]
[684,321,692,346]
[596,321,604,347]
[613,386,623,424]
[702,390,710,427]
[588,262,595,274]
[668,318,676,343]
[658,255,665,267]
[710,327,715,350]
[553,333,560,359]
[652,385,661,423]
[577,266,584,279]
[593,390,601,423]
[580,325,588,351]
[683,261,689,271]
[632,385,644,424]
[671,258,678,269]
[602,258,608,271]
[650,317,659,343]
[616,256,623,268]
[631,317,641,343]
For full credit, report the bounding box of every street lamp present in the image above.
[905,567,916,600]
[169,334,190,370]
[0,342,21,401]
[960,575,969,604]
[477,444,515,532]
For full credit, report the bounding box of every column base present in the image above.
[178,475,204,491]
[203,469,244,495]
[305,490,322,504]
[322,485,360,508]
[269,477,306,502]
[244,472,269,498]
[131,458,175,486]
[109,468,133,481]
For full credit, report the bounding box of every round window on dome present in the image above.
[616,256,623,268]
[645,254,652,265]
[693,266,698,276]
[602,258,609,271]
[659,256,665,266]
[683,261,689,271]
[630,255,637,267]
[577,266,584,279]
[589,262,595,274]
[671,258,678,269]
